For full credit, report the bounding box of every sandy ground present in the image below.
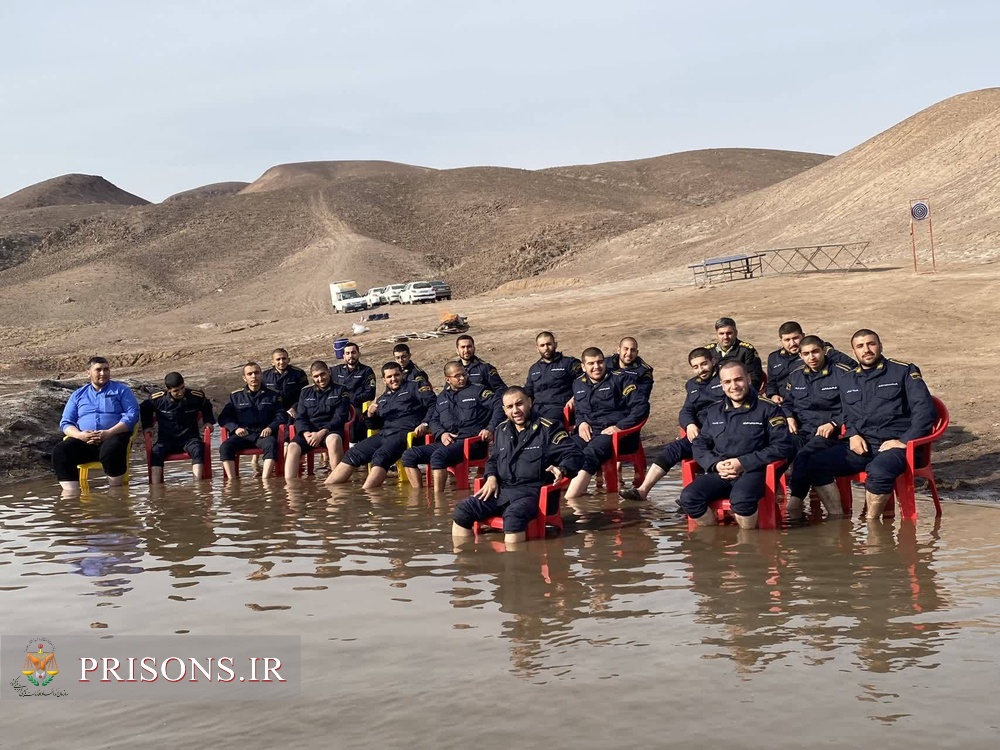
[2,257,995,498]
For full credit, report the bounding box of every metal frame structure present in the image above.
[757,242,870,275]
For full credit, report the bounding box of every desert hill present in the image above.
[559,88,1000,280]
[0,174,148,215]
[164,182,250,203]
[242,160,436,194]
[541,148,830,207]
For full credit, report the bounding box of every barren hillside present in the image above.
[0,174,148,214]
[164,182,250,203]
[560,89,1000,280]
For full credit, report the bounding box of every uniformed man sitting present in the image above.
[401,361,503,491]
[620,347,722,502]
[393,343,433,389]
[452,387,583,546]
[524,330,581,423]
[707,317,764,391]
[782,336,856,518]
[455,334,507,393]
[326,361,436,489]
[330,341,376,443]
[765,321,855,403]
[262,348,309,419]
[564,347,650,499]
[680,360,795,529]
[283,360,352,480]
[140,371,216,483]
[52,356,140,495]
[218,362,286,480]
[608,336,655,402]
[800,329,936,521]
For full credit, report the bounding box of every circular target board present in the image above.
[911,201,930,221]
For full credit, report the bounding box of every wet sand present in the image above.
[1,468,999,747]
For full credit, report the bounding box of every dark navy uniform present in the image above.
[331,362,377,443]
[218,386,286,460]
[765,343,856,399]
[291,384,352,451]
[342,382,436,469]
[453,413,583,533]
[459,356,507,393]
[262,365,309,412]
[524,352,581,422]
[706,339,765,391]
[783,361,853,498]
[680,392,795,518]
[807,357,935,495]
[400,361,433,389]
[140,388,215,466]
[609,353,655,402]
[572,370,650,474]
[401,383,503,470]
[652,372,723,473]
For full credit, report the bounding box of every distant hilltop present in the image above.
[0,173,148,215]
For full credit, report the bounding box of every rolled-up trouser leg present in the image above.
[863,447,907,494]
[219,435,258,462]
[255,434,278,460]
[653,437,693,473]
[370,433,409,469]
[576,434,615,475]
[727,470,767,517]
[788,435,840,498]
[429,440,469,470]
[401,443,437,469]
[679,473,734,519]
[807,442,872,488]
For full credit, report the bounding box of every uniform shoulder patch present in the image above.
[740,341,756,350]
[482,389,494,399]
[418,385,433,393]
[190,389,205,397]
[538,417,554,427]
[622,383,637,396]
[231,389,243,394]
[769,416,787,427]
[888,358,914,367]
[834,363,852,372]
[151,391,165,399]
[910,371,923,380]
[552,430,569,444]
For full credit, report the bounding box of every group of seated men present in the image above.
[53,318,937,541]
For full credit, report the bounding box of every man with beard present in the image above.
[523,331,581,423]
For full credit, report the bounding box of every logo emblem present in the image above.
[22,641,59,687]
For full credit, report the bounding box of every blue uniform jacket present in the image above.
[330,363,377,408]
[840,358,935,444]
[294,384,352,434]
[219,386,285,433]
[693,392,795,473]
[401,362,432,389]
[766,343,856,398]
[486,414,583,490]
[782,362,853,435]
[460,357,507,393]
[262,365,309,409]
[427,383,504,439]
[678,373,723,429]
[368,382,436,436]
[524,353,581,412]
[60,380,140,433]
[706,339,765,390]
[609,353,655,402]
[572,371,650,431]
[140,388,215,441]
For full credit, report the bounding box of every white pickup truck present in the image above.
[329,281,369,314]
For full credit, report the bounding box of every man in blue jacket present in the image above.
[283,360,352,480]
[680,360,796,529]
[53,356,140,495]
[218,362,286,480]
[523,331,581,423]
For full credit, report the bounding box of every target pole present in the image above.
[928,212,937,272]
[911,218,918,273]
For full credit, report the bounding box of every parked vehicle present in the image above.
[399,281,437,305]
[365,287,385,307]
[384,284,407,304]
[429,280,452,301]
[329,280,369,314]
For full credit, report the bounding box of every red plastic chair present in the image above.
[424,434,488,490]
[288,406,355,477]
[563,404,575,433]
[680,458,787,529]
[143,415,213,482]
[218,424,286,474]
[471,476,568,541]
[601,420,647,492]
[836,396,949,520]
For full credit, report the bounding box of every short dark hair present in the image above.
[86,356,109,368]
[381,361,403,375]
[343,341,360,354]
[502,386,530,402]
[271,348,289,357]
[581,347,604,361]
[851,328,881,344]
[443,360,464,376]
[619,336,638,348]
[778,321,803,337]
[718,359,748,377]
[688,347,715,364]
[164,372,184,388]
[392,343,411,355]
[243,361,261,372]
[799,335,824,349]
[715,317,737,330]
[536,331,555,342]
[310,360,330,373]
[456,334,475,346]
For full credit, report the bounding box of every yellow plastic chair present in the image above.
[363,401,418,484]
[75,424,140,494]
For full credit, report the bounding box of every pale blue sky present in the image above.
[2,0,997,201]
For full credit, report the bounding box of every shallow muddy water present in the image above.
[1,466,998,748]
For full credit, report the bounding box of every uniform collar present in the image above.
[857,357,886,374]
[804,361,829,375]
[723,391,758,411]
